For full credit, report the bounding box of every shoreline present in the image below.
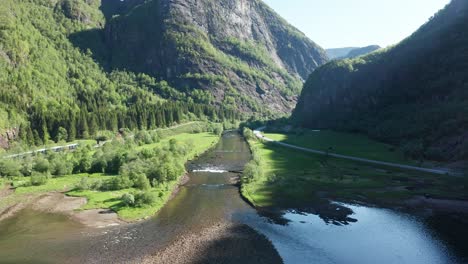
[0,135,221,228]
[240,130,468,221]
[0,171,197,228]
[141,221,283,264]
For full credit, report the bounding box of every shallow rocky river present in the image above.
[0,132,464,263]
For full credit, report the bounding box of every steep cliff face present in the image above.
[104,0,328,114]
[294,0,468,161]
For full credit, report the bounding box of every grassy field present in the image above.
[69,131,219,221]
[242,136,468,209]
[264,130,416,165]
[1,126,220,221]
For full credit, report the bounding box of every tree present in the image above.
[33,157,50,173]
[131,172,151,190]
[0,159,21,177]
[55,127,68,143]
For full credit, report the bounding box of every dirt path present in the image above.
[254,128,456,176]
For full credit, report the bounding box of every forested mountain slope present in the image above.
[99,0,328,113]
[345,45,381,59]
[0,0,327,148]
[326,47,357,59]
[294,0,468,162]
[0,0,240,147]
[326,45,380,60]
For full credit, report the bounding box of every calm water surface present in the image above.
[0,132,463,263]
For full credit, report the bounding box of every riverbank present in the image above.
[142,221,283,264]
[241,128,468,217]
[0,129,221,226]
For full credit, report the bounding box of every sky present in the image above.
[263,0,451,49]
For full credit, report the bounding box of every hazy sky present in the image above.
[263,0,451,49]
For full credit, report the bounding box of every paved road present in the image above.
[254,128,452,175]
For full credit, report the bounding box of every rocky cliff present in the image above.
[103,0,328,114]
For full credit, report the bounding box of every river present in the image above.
[0,132,464,263]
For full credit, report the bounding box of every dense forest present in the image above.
[0,0,329,149]
[0,0,244,148]
[294,0,468,162]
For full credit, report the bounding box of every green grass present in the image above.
[1,128,220,222]
[69,131,219,221]
[156,121,208,137]
[12,174,95,195]
[264,130,415,165]
[242,137,468,209]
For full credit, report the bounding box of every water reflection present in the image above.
[257,201,358,226]
[0,132,464,264]
[241,203,459,264]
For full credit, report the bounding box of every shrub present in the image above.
[0,159,21,177]
[90,179,103,190]
[105,175,133,190]
[134,191,156,207]
[51,158,73,176]
[214,127,223,136]
[20,158,33,176]
[121,193,135,206]
[401,140,424,159]
[242,160,263,183]
[33,158,50,173]
[75,177,91,191]
[135,131,153,145]
[131,173,151,190]
[30,172,49,186]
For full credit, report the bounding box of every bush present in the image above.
[213,126,223,136]
[242,127,255,141]
[134,191,156,207]
[20,158,33,176]
[30,172,49,186]
[131,172,151,190]
[0,159,21,177]
[121,193,135,206]
[105,175,133,190]
[242,160,263,183]
[33,157,50,173]
[401,140,424,160]
[135,131,153,145]
[51,158,73,176]
[75,177,91,191]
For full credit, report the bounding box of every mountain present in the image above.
[96,0,328,114]
[294,0,468,162]
[0,0,327,147]
[326,47,357,59]
[326,45,381,60]
[345,45,381,58]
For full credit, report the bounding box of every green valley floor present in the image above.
[0,122,220,225]
[242,129,468,213]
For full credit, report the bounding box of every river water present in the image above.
[0,132,463,263]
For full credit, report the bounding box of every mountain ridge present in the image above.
[326,45,381,60]
[294,0,468,162]
[0,0,327,147]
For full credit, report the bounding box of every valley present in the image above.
[0,0,467,263]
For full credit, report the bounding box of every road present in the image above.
[2,122,200,159]
[254,128,452,175]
